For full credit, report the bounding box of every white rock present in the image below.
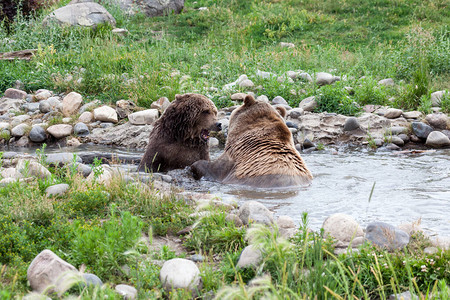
[35,90,52,101]
[430,91,447,107]
[279,42,295,48]
[27,249,78,294]
[78,111,94,123]
[44,3,116,27]
[94,106,118,123]
[62,92,83,117]
[402,111,422,119]
[256,70,276,79]
[231,93,247,101]
[16,159,51,179]
[115,284,137,300]
[11,114,31,127]
[316,72,337,85]
[47,124,73,139]
[239,79,255,88]
[1,167,23,179]
[299,96,317,112]
[256,95,270,103]
[11,123,31,137]
[425,131,450,148]
[160,258,201,292]
[236,245,262,268]
[208,137,219,148]
[0,122,10,130]
[128,109,159,125]
[378,78,395,87]
[322,213,364,243]
[112,28,128,36]
[384,108,403,119]
[46,183,70,197]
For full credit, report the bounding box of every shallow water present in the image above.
[6,145,450,236]
[169,148,450,237]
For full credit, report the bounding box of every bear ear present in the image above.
[275,106,287,118]
[243,95,256,107]
[174,94,183,101]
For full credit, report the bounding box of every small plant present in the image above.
[90,157,104,180]
[316,143,325,150]
[35,143,47,166]
[440,91,450,113]
[366,128,377,149]
[418,94,432,115]
[0,130,11,143]
[315,83,361,116]
[354,77,389,106]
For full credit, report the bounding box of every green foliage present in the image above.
[354,77,389,106]
[67,207,143,280]
[315,83,361,115]
[418,94,433,115]
[440,91,450,113]
[184,211,246,254]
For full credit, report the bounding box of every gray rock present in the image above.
[46,153,82,166]
[279,42,295,48]
[16,159,51,179]
[285,121,298,129]
[115,284,137,300]
[389,290,417,300]
[83,273,103,287]
[94,106,118,123]
[302,138,315,149]
[85,122,153,148]
[69,162,92,177]
[322,213,364,244]
[277,215,297,239]
[272,96,288,106]
[287,108,304,119]
[160,258,200,292]
[256,95,269,103]
[343,117,360,131]
[391,136,405,146]
[46,183,70,197]
[231,93,247,101]
[398,134,409,143]
[4,88,27,99]
[208,137,219,148]
[100,122,115,128]
[237,245,262,268]
[411,122,433,139]
[74,122,90,137]
[133,0,184,17]
[299,72,313,82]
[79,100,100,114]
[128,109,159,125]
[423,247,438,255]
[0,97,26,114]
[385,143,401,151]
[225,213,243,227]
[112,28,128,36]
[384,108,403,119]
[388,126,407,135]
[365,222,410,251]
[27,249,78,294]
[23,102,41,112]
[39,97,61,113]
[238,201,273,226]
[189,254,204,263]
[239,79,255,88]
[256,70,276,79]
[35,90,52,101]
[44,3,116,27]
[402,111,422,119]
[425,131,450,148]
[378,78,395,87]
[425,113,448,130]
[15,136,30,147]
[299,96,317,112]
[374,138,384,147]
[62,92,83,117]
[11,123,30,137]
[11,115,31,127]
[430,90,447,107]
[47,124,73,139]
[29,126,47,143]
[316,72,339,86]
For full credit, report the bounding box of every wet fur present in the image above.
[139,93,218,172]
[192,95,313,187]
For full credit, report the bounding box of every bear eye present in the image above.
[201,110,210,114]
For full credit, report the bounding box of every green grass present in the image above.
[0,0,448,112]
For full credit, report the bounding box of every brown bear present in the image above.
[191,94,313,187]
[138,93,220,172]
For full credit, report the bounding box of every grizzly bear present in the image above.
[138,93,221,173]
[191,94,313,187]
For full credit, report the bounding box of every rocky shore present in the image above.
[1,84,449,152]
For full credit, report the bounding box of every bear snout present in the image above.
[212,122,222,131]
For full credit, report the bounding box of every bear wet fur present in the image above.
[138,93,220,173]
[191,94,313,187]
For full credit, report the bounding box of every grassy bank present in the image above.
[0,148,449,299]
[0,0,448,112]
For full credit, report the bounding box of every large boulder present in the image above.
[159,258,201,292]
[62,92,83,117]
[128,109,159,125]
[322,213,364,245]
[425,131,450,148]
[365,222,410,251]
[27,249,78,294]
[117,0,185,17]
[411,122,433,139]
[44,3,116,27]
